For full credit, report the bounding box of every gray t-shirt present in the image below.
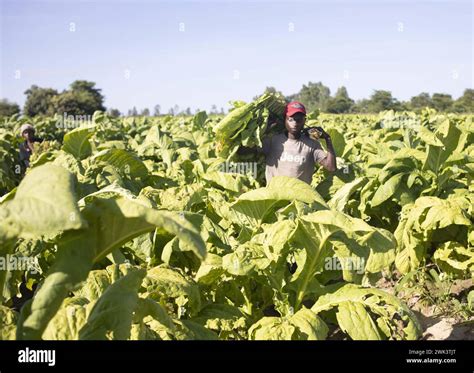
[260,132,327,184]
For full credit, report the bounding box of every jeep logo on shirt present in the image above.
[280,152,306,164]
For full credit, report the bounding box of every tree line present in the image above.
[0,80,472,117]
[269,83,473,114]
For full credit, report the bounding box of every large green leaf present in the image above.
[287,215,340,309]
[371,173,405,207]
[192,304,247,334]
[53,150,85,176]
[289,307,329,340]
[394,196,471,274]
[336,301,382,340]
[203,171,250,193]
[62,126,94,160]
[0,164,85,239]
[423,119,462,173]
[175,319,219,340]
[433,241,474,276]
[231,176,327,227]
[328,177,366,212]
[93,148,149,179]
[73,269,111,302]
[143,266,201,315]
[42,298,90,340]
[325,128,345,156]
[249,307,328,340]
[195,253,225,285]
[237,176,327,206]
[222,242,271,276]
[135,297,175,332]
[248,317,296,340]
[19,195,205,339]
[288,210,397,307]
[312,283,421,340]
[79,268,145,340]
[0,165,81,302]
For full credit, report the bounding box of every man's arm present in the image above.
[237,145,259,156]
[319,137,337,172]
[313,128,336,172]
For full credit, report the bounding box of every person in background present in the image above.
[19,123,41,169]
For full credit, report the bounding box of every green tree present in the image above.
[351,99,370,113]
[52,80,105,116]
[70,81,105,106]
[295,81,331,112]
[51,91,88,116]
[366,90,400,112]
[409,92,433,111]
[452,89,474,113]
[141,108,150,116]
[107,108,121,118]
[153,104,161,116]
[326,86,354,113]
[23,85,58,116]
[398,101,410,111]
[431,93,453,112]
[0,99,20,117]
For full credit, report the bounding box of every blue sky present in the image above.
[0,0,472,113]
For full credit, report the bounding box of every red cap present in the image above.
[285,101,306,117]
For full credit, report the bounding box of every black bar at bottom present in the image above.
[0,340,472,371]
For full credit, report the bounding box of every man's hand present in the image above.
[265,118,282,135]
[315,128,337,172]
[314,126,330,141]
[304,126,330,141]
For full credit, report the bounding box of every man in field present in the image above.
[18,123,39,169]
[240,101,337,185]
